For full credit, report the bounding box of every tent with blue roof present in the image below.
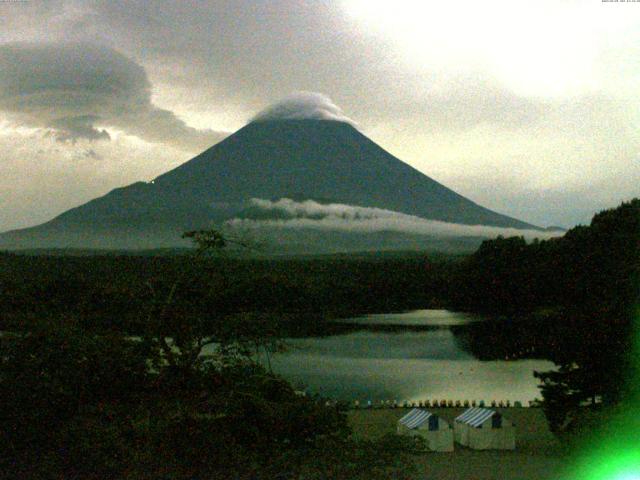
[454,407,515,450]
[397,408,453,452]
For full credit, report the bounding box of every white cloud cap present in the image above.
[251,91,356,125]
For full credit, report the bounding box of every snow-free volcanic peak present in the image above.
[0,98,540,251]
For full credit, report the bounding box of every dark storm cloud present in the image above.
[0,42,226,150]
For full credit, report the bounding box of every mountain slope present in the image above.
[0,119,538,250]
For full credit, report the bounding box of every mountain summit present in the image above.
[0,117,538,250]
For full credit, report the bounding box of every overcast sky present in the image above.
[0,0,638,232]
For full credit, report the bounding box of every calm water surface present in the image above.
[267,310,553,404]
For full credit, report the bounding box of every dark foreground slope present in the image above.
[0,120,537,250]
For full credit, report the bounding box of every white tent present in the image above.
[454,407,515,450]
[397,408,454,452]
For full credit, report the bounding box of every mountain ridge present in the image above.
[0,119,540,250]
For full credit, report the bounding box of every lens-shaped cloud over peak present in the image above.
[0,41,226,151]
[251,92,356,126]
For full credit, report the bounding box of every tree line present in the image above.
[451,199,639,433]
[0,249,458,335]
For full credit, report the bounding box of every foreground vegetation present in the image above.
[1,232,421,479]
[1,319,423,479]
[1,199,637,477]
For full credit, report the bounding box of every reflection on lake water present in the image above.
[335,309,481,327]
[268,310,553,404]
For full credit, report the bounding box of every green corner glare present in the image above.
[568,432,639,479]
[610,468,640,480]
[566,306,640,480]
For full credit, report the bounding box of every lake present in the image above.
[264,310,553,404]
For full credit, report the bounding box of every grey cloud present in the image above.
[0,42,226,151]
[0,2,598,133]
[50,2,600,134]
[32,1,394,121]
[0,41,147,115]
[48,115,111,143]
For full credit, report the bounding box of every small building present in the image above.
[397,408,454,452]
[454,407,515,450]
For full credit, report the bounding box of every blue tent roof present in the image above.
[398,408,436,429]
[455,407,496,427]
